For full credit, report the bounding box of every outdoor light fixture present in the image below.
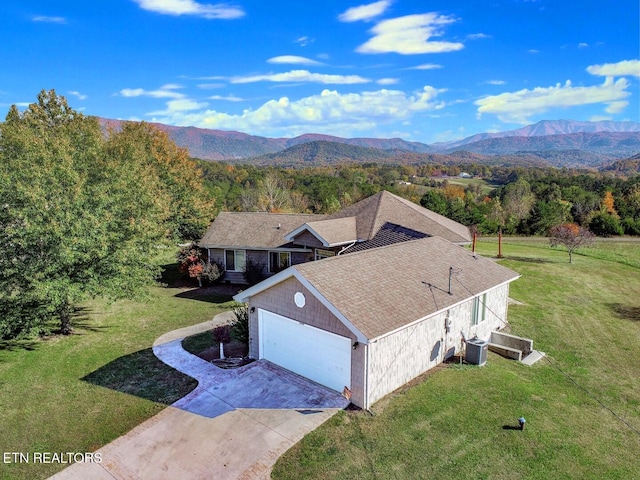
[352,341,359,350]
[250,307,255,313]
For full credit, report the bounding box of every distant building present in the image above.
[459,172,472,178]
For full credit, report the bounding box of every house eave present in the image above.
[368,275,520,343]
[233,267,369,344]
[201,244,313,253]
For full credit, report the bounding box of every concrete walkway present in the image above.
[50,312,348,480]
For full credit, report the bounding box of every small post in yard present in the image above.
[518,417,526,431]
[497,228,504,258]
[472,231,477,255]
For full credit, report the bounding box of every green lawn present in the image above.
[1,241,639,480]
[272,239,640,480]
[0,259,234,480]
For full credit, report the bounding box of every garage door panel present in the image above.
[259,309,351,393]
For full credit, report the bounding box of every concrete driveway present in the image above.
[50,313,348,480]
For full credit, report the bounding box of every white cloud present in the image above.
[67,91,87,100]
[578,42,589,49]
[475,77,631,124]
[146,86,446,137]
[119,84,185,99]
[377,78,399,85]
[32,16,66,23]
[295,36,313,47]
[467,33,491,40]
[484,80,506,85]
[605,101,629,114]
[267,55,323,66]
[338,1,392,22]
[197,83,226,89]
[208,94,244,102]
[132,0,244,19]
[148,98,208,115]
[231,70,371,85]
[356,13,464,55]
[528,49,539,54]
[409,63,443,70]
[587,59,640,78]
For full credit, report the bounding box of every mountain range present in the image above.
[100,119,640,168]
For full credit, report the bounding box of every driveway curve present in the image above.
[50,311,348,480]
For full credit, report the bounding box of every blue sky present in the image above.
[1,0,639,143]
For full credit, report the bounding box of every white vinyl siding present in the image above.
[225,249,246,272]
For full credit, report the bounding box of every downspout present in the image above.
[364,342,368,410]
[337,240,357,255]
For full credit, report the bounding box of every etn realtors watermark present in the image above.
[3,451,102,464]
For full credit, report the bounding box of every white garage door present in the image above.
[258,309,351,393]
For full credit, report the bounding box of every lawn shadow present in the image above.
[0,339,40,352]
[502,255,554,264]
[502,425,522,430]
[82,347,197,405]
[174,285,239,304]
[69,307,112,334]
[158,262,183,287]
[607,303,640,322]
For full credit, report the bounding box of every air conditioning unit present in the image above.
[465,338,488,366]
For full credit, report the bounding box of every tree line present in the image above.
[0,90,213,339]
[197,160,640,236]
[2,91,638,340]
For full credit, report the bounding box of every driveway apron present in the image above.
[49,312,348,480]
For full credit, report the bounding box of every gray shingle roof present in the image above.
[292,236,519,340]
[328,190,471,244]
[199,212,323,249]
[286,217,358,246]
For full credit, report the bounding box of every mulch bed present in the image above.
[196,341,254,369]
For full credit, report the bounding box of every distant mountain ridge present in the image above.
[433,119,640,150]
[99,118,640,168]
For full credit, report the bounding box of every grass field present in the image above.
[0,257,235,480]
[272,238,640,480]
[1,241,639,479]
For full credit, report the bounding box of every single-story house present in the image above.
[200,191,472,283]
[233,236,520,409]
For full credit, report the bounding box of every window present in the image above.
[315,248,335,260]
[269,251,290,273]
[225,250,246,272]
[471,293,487,326]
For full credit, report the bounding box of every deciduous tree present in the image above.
[548,223,595,263]
[0,91,212,338]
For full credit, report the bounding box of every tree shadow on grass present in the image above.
[82,348,197,405]
[63,307,112,335]
[174,288,235,304]
[608,303,640,322]
[502,255,554,264]
[0,339,40,352]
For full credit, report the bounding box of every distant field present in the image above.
[273,239,640,480]
[421,176,501,194]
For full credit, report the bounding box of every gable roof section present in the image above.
[342,222,428,253]
[235,236,520,341]
[285,216,358,247]
[199,212,322,249]
[328,190,472,244]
